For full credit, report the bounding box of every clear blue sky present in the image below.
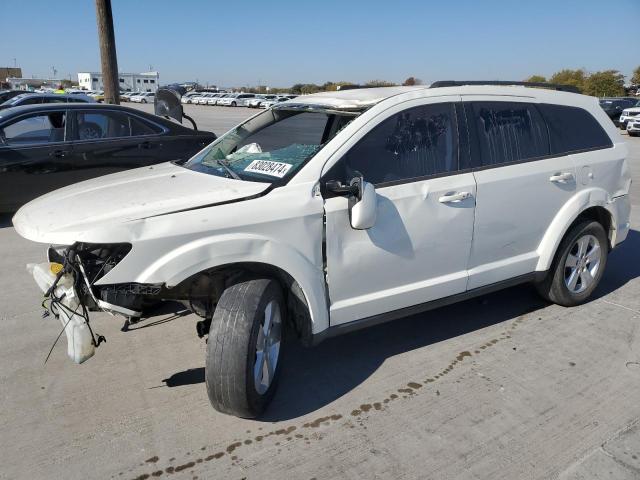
[1,0,638,88]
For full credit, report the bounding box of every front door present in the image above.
[67,109,166,181]
[322,101,477,326]
[0,109,73,210]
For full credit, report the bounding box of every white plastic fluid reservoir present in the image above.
[28,263,96,364]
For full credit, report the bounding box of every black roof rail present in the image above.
[430,80,580,94]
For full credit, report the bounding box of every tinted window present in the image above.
[17,96,43,106]
[130,116,162,135]
[328,103,458,186]
[2,112,66,145]
[538,104,612,154]
[75,111,131,140]
[471,102,549,166]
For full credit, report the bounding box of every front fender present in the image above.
[535,188,620,271]
[111,233,329,334]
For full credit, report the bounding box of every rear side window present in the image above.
[538,104,612,154]
[130,116,162,136]
[470,102,549,166]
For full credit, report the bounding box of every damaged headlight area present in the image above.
[31,242,165,364]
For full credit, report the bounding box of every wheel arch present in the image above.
[137,234,328,343]
[181,261,318,346]
[536,188,617,272]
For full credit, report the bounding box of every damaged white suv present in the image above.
[13,82,631,418]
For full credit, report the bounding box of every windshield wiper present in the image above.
[216,159,241,180]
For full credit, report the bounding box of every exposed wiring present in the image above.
[41,245,106,363]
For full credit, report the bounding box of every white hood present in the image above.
[12,162,270,244]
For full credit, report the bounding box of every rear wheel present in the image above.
[536,220,608,306]
[205,278,285,418]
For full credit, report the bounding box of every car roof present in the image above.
[281,84,591,110]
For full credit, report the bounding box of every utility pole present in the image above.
[95,0,120,104]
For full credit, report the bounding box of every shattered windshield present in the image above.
[183,108,359,183]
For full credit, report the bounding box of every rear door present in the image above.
[0,109,73,210]
[463,98,577,289]
[67,109,173,180]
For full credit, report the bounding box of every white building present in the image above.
[77,71,159,92]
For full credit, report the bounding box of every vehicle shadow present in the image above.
[592,229,640,298]
[161,229,640,422]
[0,213,13,229]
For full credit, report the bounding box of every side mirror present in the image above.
[326,174,377,230]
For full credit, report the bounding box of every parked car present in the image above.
[599,97,637,126]
[218,93,256,107]
[120,92,139,102]
[0,90,38,104]
[0,93,95,110]
[247,95,277,108]
[626,117,640,136]
[12,83,630,418]
[181,92,205,104]
[130,92,155,103]
[206,93,226,105]
[0,103,216,211]
[618,101,640,130]
[197,93,217,105]
[260,96,289,109]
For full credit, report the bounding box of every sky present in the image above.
[1,0,638,88]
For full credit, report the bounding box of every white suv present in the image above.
[13,82,631,418]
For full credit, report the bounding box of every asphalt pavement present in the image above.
[0,107,639,480]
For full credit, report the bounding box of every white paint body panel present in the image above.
[325,174,476,325]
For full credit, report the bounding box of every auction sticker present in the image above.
[244,160,292,178]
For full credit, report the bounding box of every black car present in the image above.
[0,90,37,104]
[599,97,637,126]
[0,93,95,110]
[0,103,216,212]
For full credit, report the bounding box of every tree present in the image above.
[549,69,587,92]
[402,76,423,86]
[60,79,77,88]
[365,79,396,87]
[631,66,640,86]
[583,70,625,97]
[525,75,547,83]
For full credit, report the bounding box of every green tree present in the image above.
[525,75,547,83]
[549,69,587,92]
[60,79,77,88]
[583,70,625,97]
[631,66,640,85]
[365,79,396,87]
[402,76,423,86]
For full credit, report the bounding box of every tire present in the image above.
[231,101,237,107]
[629,132,638,137]
[205,278,285,418]
[142,99,147,104]
[536,220,608,306]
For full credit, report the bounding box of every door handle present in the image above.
[549,172,574,183]
[48,149,69,158]
[438,191,472,204]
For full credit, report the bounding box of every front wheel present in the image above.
[141,99,147,103]
[536,220,608,306]
[231,101,237,107]
[205,278,285,418]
